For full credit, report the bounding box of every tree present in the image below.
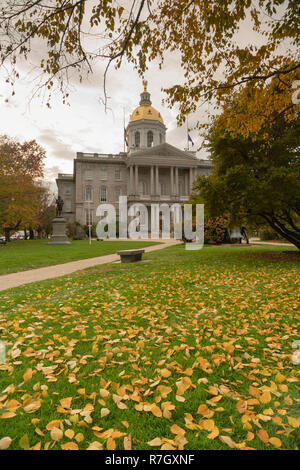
[0,135,46,241]
[35,193,56,238]
[192,108,300,249]
[0,1,299,135]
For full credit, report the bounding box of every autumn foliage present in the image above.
[0,135,46,241]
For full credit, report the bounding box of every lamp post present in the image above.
[88,199,92,245]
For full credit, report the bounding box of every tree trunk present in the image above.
[4,227,11,243]
[261,215,300,249]
[24,228,28,240]
[29,229,34,240]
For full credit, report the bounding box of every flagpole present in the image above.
[187,115,189,151]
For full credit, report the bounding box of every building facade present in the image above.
[56,82,213,229]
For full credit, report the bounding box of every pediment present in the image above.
[128,143,198,162]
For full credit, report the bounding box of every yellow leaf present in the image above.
[257,429,269,443]
[75,433,84,443]
[0,411,16,419]
[61,442,79,450]
[124,434,132,450]
[160,368,171,378]
[170,424,185,436]
[23,368,33,382]
[122,421,129,428]
[219,435,236,448]
[197,404,210,415]
[23,399,41,413]
[260,392,271,404]
[176,395,185,402]
[65,429,75,439]
[148,437,162,446]
[87,441,103,450]
[101,408,110,418]
[202,419,215,431]
[151,404,162,417]
[46,420,62,431]
[269,437,282,448]
[161,443,176,450]
[287,416,299,428]
[207,427,219,439]
[100,388,110,398]
[0,437,12,450]
[60,397,72,409]
[50,427,63,441]
[107,438,116,450]
[31,441,41,450]
[275,373,285,383]
[19,434,30,450]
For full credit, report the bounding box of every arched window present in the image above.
[135,131,140,148]
[147,130,153,147]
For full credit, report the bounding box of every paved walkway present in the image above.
[249,238,294,247]
[0,240,181,292]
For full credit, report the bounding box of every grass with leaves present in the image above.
[0,245,299,450]
[0,239,159,275]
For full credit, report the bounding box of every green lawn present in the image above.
[0,239,159,275]
[0,245,299,451]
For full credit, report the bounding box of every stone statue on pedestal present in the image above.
[55,196,64,217]
[48,195,71,245]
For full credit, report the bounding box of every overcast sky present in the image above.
[0,3,284,192]
[0,48,210,192]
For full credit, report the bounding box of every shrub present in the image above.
[204,217,228,245]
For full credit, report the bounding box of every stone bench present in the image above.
[117,249,145,263]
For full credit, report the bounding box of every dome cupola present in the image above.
[126,81,166,152]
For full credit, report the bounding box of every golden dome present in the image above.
[129,105,164,123]
[129,81,164,124]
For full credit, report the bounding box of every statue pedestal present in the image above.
[48,217,71,245]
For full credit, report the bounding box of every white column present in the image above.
[170,167,174,196]
[150,166,154,195]
[129,166,134,195]
[135,165,139,195]
[155,166,159,195]
[189,167,193,192]
[175,167,179,195]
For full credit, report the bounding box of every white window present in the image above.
[65,187,71,195]
[85,186,93,201]
[100,169,107,180]
[115,169,121,181]
[100,187,107,202]
[65,199,71,212]
[115,187,121,201]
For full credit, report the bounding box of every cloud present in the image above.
[38,129,75,161]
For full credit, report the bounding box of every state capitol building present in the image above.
[56,82,212,226]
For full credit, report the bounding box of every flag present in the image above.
[124,128,128,146]
[188,134,194,146]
